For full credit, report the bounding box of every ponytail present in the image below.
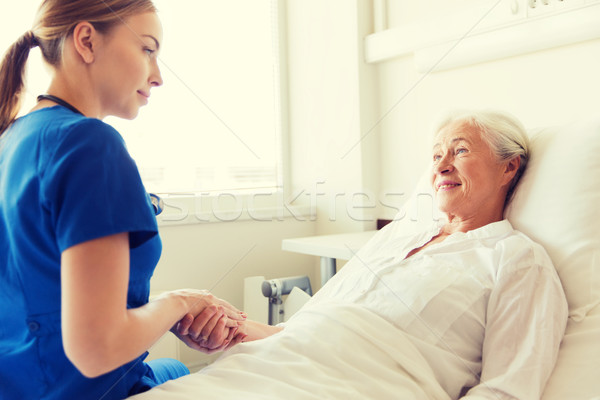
[0,31,38,135]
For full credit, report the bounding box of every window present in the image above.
[109,0,283,195]
[2,0,284,196]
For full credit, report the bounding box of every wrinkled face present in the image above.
[431,121,510,221]
[93,12,163,119]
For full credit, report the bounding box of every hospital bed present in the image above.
[129,117,600,399]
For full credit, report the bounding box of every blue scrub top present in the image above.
[0,107,162,399]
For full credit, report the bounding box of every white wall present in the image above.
[152,219,317,309]
[375,1,600,219]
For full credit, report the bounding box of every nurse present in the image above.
[0,1,244,399]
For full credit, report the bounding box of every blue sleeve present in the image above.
[40,118,158,252]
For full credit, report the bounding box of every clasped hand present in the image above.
[171,293,248,354]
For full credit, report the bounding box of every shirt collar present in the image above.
[438,219,514,242]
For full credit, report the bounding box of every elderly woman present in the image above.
[136,110,568,400]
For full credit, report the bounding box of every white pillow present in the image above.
[506,117,600,321]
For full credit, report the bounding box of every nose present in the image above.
[434,153,454,175]
[150,59,163,87]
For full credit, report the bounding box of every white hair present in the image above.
[433,109,530,205]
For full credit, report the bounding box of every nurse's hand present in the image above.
[172,288,246,323]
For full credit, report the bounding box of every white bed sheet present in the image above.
[130,285,600,400]
[130,304,600,400]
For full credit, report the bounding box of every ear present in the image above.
[501,156,521,186]
[71,21,98,64]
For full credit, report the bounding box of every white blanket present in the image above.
[130,302,450,400]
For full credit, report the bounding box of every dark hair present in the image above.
[0,0,156,135]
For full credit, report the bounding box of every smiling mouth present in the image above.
[438,184,461,190]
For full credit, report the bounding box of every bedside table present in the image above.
[282,230,377,287]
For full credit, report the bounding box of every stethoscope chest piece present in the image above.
[149,193,164,215]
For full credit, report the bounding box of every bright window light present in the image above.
[110,0,283,195]
[2,0,283,196]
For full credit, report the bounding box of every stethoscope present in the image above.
[149,193,164,215]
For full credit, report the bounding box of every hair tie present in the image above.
[23,31,39,49]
